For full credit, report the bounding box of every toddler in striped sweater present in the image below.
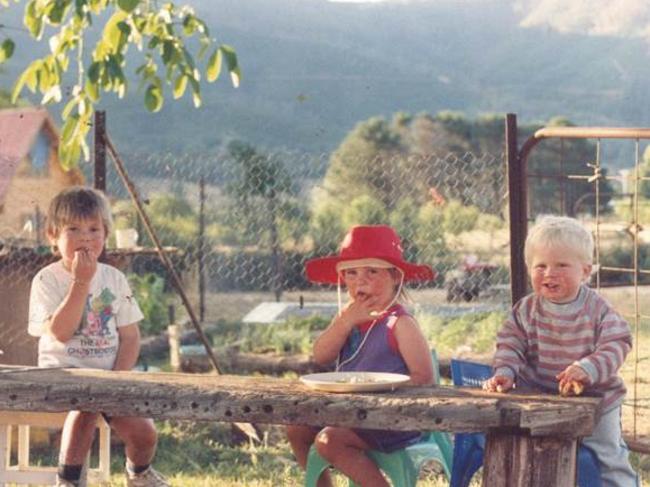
[483,215,638,487]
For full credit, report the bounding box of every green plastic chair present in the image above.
[303,350,453,487]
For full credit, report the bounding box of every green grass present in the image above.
[102,422,453,487]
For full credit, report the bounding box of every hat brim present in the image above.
[305,256,436,284]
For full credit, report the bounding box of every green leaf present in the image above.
[173,74,187,99]
[144,83,163,112]
[60,114,79,144]
[206,48,222,82]
[103,11,128,53]
[46,0,69,24]
[87,61,101,83]
[61,96,78,120]
[220,44,240,87]
[117,0,138,13]
[182,14,195,36]
[24,0,44,39]
[0,38,15,63]
[59,137,82,171]
[11,61,40,101]
[85,78,100,102]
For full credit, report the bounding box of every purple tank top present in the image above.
[336,304,422,452]
[338,304,409,374]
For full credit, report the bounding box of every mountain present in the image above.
[2,0,650,159]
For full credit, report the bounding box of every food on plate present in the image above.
[335,374,378,384]
[559,380,584,397]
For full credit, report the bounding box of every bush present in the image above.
[128,273,170,336]
[417,310,505,355]
[599,243,650,285]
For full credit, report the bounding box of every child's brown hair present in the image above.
[46,186,113,240]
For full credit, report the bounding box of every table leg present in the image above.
[482,428,578,487]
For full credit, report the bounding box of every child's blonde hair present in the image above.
[524,215,593,267]
[46,186,113,239]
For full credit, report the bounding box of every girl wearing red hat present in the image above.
[286,225,436,487]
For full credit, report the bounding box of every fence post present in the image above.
[167,305,180,372]
[94,111,106,191]
[198,177,206,322]
[505,113,528,305]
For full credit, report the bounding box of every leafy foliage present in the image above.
[128,272,169,336]
[1,0,239,169]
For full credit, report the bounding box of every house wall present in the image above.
[0,146,83,241]
[0,251,55,365]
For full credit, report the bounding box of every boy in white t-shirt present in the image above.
[28,187,168,487]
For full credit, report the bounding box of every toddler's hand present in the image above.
[72,248,98,284]
[482,375,514,393]
[556,365,588,396]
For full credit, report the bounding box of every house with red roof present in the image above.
[0,107,83,243]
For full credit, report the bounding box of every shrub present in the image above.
[128,273,170,336]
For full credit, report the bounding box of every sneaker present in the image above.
[125,466,170,487]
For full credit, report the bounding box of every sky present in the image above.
[325,0,650,40]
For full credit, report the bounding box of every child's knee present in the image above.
[119,418,158,449]
[314,429,334,459]
[67,410,100,429]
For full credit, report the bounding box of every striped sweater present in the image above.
[492,285,632,412]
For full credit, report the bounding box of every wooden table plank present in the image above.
[0,367,600,437]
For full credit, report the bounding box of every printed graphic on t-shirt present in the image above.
[67,288,117,359]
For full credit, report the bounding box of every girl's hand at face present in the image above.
[338,294,377,329]
[71,248,98,284]
[482,374,514,393]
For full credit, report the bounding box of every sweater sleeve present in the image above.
[575,303,632,386]
[492,301,529,379]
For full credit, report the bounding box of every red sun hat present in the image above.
[305,225,435,284]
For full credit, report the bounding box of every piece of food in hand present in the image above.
[559,380,584,397]
[496,384,504,392]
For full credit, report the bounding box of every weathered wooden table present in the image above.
[0,366,601,487]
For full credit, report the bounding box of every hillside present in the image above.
[1,0,650,158]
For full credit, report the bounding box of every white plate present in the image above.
[299,371,410,393]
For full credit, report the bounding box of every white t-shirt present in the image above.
[28,261,144,370]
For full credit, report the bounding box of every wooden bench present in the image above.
[0,411,110,486]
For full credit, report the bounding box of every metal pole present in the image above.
[104,136,221,373]
[93,111,106,191]
[505,113,528,305]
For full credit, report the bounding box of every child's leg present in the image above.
[57,411,100,484]
[110,416,158,467]
[110,417,168,487]
[285,425,333,487]
[315,426,389,487]
[581,406,639,487]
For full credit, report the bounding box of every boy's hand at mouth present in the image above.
[71,247,98,284]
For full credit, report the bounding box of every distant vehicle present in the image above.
[445,256,497,302]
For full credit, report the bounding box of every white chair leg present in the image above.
[0,424,11,487]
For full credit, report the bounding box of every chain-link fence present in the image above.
[101,149,510,324]
[3,129,650,445]
[0,146,513,365]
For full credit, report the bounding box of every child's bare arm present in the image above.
[113,323,141,371]
[312,298,374,365]
[394,316,434,385]
[46,249,97,342]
